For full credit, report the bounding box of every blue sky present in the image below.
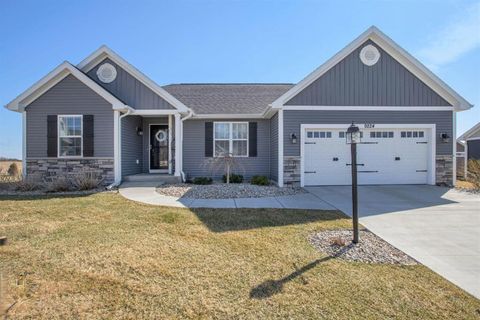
[1,0,479,159]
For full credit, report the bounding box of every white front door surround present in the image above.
[300,124,436,187]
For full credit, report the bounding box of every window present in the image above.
[339,131,363,139]
[370,131,394,138]
[401,131,425,138]
[214,122,248,157]
[306,130,332,139]
[58,115,82,157]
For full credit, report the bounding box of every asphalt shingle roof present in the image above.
[162,83,294,115]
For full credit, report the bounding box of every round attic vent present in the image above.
[360,45,380,66]
[97,63,117,83]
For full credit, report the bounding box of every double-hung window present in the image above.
[58,115,83,157]
[214,122,248,157]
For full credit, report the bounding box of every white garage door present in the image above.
[303,126,432,186]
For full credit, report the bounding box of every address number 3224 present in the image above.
[364,123,375,128]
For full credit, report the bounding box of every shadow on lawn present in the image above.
[0,192,98,202]
[191,208,346,233]
[250,246,352,299]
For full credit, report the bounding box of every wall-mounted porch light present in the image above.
[440,133,450,143]
[136,126,143,136]
[290,133,297,144]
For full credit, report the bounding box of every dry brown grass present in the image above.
[0,193,479,319]
[0,161,22,175]
[456,180,478,190]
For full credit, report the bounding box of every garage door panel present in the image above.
[304,127,431,186]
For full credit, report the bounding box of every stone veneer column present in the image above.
[436,155,453,186]
[283,156,301,187]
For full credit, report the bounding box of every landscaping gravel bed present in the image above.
[309,229,417,265]
[156,183,306,199]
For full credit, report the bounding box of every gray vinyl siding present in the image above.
[121,115,143,176]
[270,113,278,182]
[142,117,169,173]
[25,74,114,158]
[467,140,480,160]
[286,40,451,107]
[283,110,453,156]
[457,142,465,152]
[183,119,270,179]
[87,58,175,110]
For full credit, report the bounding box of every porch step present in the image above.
[123,174,181,184]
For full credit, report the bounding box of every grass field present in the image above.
[0,193,479,319]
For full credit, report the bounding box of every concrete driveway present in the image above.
[305,185,480,299]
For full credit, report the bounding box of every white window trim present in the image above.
[57,115,83,158]
[213,122,249,158]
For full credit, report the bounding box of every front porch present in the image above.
[117,112,183,183]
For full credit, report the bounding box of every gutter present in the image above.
[180,110,194,182]
[106,106,134,190]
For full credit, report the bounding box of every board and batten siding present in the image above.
[270,113,279,182]
[121,115,143,176]
[25,74,114,158]
[183,119,271,179]
[283,110,453,156]
[87,58,175,110]
[286,40,451,107]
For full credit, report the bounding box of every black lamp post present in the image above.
[346,122,361,244]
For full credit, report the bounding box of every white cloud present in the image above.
[418,1,480,70]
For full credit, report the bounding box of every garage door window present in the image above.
[401,131,424,138]
[339,131,363,139]
[307,131,332,138]
[370,131,394,138]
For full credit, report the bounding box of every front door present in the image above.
[150,124,169,171]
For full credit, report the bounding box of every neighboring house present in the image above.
[457,122,480,178]
[5,26,473,187]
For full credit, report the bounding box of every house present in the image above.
[457,122,480,178]
[5,26,473,187]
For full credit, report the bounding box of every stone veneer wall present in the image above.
[282,155,454,187]
[26,158,115,185]
[283,156,301,186]
[436,155,453,186]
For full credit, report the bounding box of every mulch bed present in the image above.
[309,229,418,265]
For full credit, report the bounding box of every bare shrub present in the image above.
[15,174,42,192]
[71,172,103,190]
[46,175,71,193]
[330,236,347,247]
[202,153,245,184]
[467,159,480,189]
[7,162,19,176]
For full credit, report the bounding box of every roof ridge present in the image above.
[163,83,294,86]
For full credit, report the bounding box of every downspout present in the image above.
[107,106,134,189]
[180,110,194,182]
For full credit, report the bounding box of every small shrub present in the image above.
[7,162,19,176]
[192,177,213,185]
[72,172,103,190]
[467,159,480,189]
[330,236,346,247]
[222,173,243,184]
[250,175,270,186]
[46,175,71,192]
[15,175,42,192]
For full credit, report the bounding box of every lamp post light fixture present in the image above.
[346,122,361,244]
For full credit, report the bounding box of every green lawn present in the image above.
[0,193,478,319]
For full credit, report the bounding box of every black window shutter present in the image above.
[47,115,57,157]
[83,115,94,157]
[249,122,257,157]
[205,122,213,157]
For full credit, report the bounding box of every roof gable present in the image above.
[286,39,451,106]
[272,26,473,110]
[77,46,190,113]
[5,61,126,112]
[458,122,480,141]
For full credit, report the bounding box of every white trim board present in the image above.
[77,45,191,113]
[299,123,436,187]
[282,106,454,111]
[5,61,126,112]
[271,26,472,111]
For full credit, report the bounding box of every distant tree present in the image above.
[7,162,19,176]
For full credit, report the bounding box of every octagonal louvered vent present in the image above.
[360,44,380,66]
[97,63,117,83]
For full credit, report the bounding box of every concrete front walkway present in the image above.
[118,182,335,210]
[306,185,480,299]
